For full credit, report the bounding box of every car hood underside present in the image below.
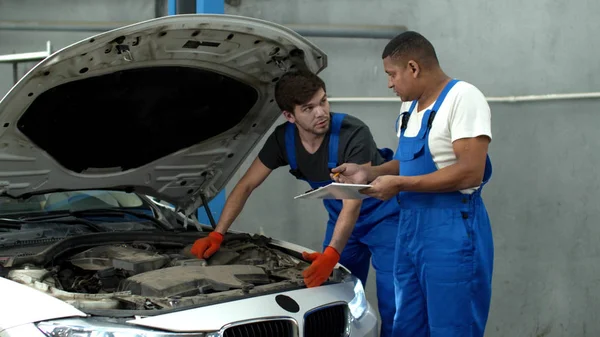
[0,14,326,216]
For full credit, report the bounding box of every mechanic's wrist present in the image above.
[209,231,224,241]
[324,246,341,259]
[394,175,417,192]
[213,224,228,235]
[366,166,378,183]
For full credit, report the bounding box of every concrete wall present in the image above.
[1,0,600,336]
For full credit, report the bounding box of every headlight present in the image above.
[36,318,209,337]
[347,277,367,319]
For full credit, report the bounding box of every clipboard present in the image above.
[294,182,372,200]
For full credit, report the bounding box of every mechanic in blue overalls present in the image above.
[190,70,400,337]
[332,31,495,337]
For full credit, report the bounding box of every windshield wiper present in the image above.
[20,208,171,231]
[72,208,171,230]
[0,215,105,232]
[0,218,24,229]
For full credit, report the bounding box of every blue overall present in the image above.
[285,112,400,337]
[392,79,494,337]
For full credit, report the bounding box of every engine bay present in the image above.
[3,233,325,312]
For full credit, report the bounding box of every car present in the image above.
[0,14,380,337]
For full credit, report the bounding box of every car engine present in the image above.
[4,234,317,312]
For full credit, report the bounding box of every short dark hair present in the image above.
[274,70,326,113]
[382,31,438,68]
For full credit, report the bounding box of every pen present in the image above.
[333,172,340,179]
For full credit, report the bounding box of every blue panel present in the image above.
[168,0,177,15]
[195,0,225,227]
[196,0,224,14]
[197,190,226,225]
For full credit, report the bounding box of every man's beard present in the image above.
[298,122,329,136]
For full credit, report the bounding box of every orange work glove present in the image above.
[301,246,341,288]
[190,232,224,259]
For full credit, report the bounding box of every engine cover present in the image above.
[118,265,270,297]
[69,245,169,274]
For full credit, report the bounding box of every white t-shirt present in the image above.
[396,80,492,194]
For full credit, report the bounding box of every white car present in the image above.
[0,14,379,337]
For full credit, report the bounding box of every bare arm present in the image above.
[331,160,399,184]
[327,199,362,253]
[214,157,272,234]
[365,160,399,182]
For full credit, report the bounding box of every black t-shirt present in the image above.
[258,113,386,182]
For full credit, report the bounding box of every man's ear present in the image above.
[408,60,420,78]
[282,110,296,123]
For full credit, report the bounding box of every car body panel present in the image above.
[0,277,86,333]
[0,322,49,337]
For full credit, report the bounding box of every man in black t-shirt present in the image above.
[190,71,399,337]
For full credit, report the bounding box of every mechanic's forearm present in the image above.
[327,200,362,253]
[213,183,254,234]
[400,162,484,193]
[367,160,399,182]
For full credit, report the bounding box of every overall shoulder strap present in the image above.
[416,79,461,137]
[408,100,418,114]
[480,155,493,188]
[396,101,418,136]
[432,79,460,113]
[471,154,493,196]
[328,112,346,169]
[284,122,298,170]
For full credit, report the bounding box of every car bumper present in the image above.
[1,318,379,337]
[1,309,379,337]
[349,302,379,337]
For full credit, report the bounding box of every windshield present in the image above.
[0,190,144,215]
[0,191,176,253]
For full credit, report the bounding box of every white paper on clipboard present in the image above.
[294,182,372,200]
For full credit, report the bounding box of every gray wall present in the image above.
[0,0,158,95]
[2,0,600,336]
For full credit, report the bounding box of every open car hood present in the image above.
[0,14,326,216]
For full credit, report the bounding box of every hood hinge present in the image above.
[271,56,290,72]
[181,189,217,229]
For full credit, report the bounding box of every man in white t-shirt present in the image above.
[331,31,494,337]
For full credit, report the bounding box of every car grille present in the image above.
[304,304,347,337]
[223,319,295,337]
